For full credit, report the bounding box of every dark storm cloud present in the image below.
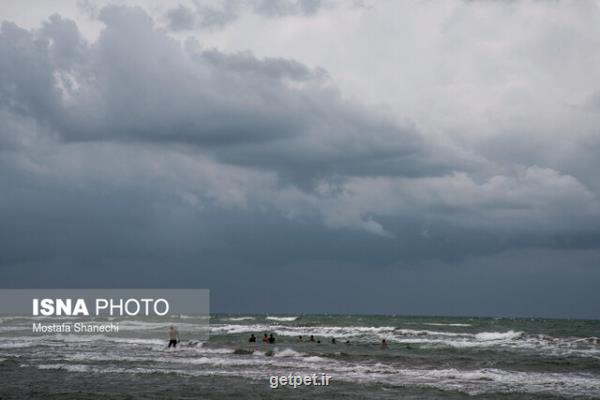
[0,5,450,187]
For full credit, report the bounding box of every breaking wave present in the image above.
[266,316,299,322]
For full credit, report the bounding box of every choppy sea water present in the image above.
[1,314,599,399]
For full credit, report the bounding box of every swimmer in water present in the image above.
[168,326,180,348]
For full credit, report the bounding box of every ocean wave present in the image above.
[394,328,466,337]
[266,316,298,322]
[423,323,472,327]
[209,324,600,357]
[37,363,91,372]
[114,320,206,331]
[223,317,255,321]
[30,359,600,397]
[475,331,524,341]
[357,367,600,398]
[0,340,38,349]
[0,326,26,333]
[172,315,209,320]
[272,348,305,357]
[61,351,327,369]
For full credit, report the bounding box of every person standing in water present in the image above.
[249,334,256,343]
[268,333,275,343]
[168,326,180,348]
[262,333,269,343]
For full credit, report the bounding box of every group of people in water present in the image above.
[248,333,276,343]
[248,333,389,348]
[168,326,388,349]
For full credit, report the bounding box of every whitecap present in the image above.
[226,317,256,321]
[266,316,298,322]
[475,331,523,341]
[37,364,90,373]
[273,348,305,357]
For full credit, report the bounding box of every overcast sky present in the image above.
[1,0,600,318]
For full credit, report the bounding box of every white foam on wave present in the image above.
[197,347,234,354]
[63,351,326,370]
[0,340,38,349]
[226,317,255,321]
[389,334,600,358]
[37,363,90,372]
[272,348,305,357]
[266,316,298,322]
[395,329,466,338]
[475,331,523,341]
[341,367,600,397]
[33,364,267,379]
[423,323,472,327]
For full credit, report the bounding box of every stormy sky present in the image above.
[1,0,600,318]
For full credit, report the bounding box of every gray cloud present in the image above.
[1,5,452,189]
[166,5,197,31]
[166,1,240,31]
[164,0,328,31]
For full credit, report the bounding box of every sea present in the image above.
[1,314,599,399]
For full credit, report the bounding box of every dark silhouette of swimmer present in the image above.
[317,340,321,344]
[249,334,256,343]
[345,340,351,345]
[309,335,315,342]
[168,326,180,348]
[381,339,388,349]
[268,333,275,344]
[262,333,269,343]
[297,335,303,342]
[331,338,336,344]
